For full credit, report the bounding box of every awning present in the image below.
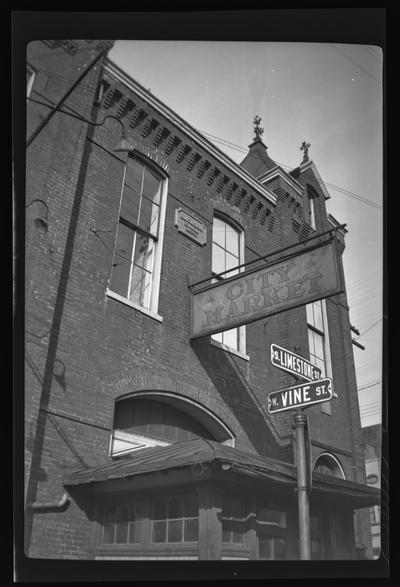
[64,438,380,509]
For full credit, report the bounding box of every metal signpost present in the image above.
[267,345,334,560]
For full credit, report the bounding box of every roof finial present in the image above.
[300,141,311,163]
[253,115,264,141]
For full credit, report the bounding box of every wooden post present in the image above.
[197,486,222,560]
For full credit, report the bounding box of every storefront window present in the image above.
[256,504,287,560]
[102,503,144,545]
[151,495,199,544]
[222,496,250,544]
[100,493,199,548]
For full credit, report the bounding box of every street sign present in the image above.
[267,378,333,414]
[270,343,322,382]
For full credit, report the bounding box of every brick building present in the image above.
[24,40,379,560]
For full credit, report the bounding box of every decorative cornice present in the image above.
[104,59,277,208]
[257,166,304,197]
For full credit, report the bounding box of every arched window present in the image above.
[110,394,234,457]
[313,453,345,479]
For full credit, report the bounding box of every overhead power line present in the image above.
[200,130,382,211]
[330,44,381,83]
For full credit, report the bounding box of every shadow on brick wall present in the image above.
[190,337,292,461]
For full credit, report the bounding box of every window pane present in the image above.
[142,167,161,204]
[115,522,128,543]
[211,332,223,344]
[152,520,166,543]
[222,520,232,542]
[120,185,140,225]
[125,159,143,192]
[139,195,159,236]
[226,224,239,256]
[313,302,324,332]
[184,518,198,542]
[225,252,239,274]
[222,328,239,350]
[133,232,154,271]
[128,522,142,543]
[212,243,225,275]
[306,303,314,325]
[232,521,244,543]
[110,223,134,297]
[308,330,315,357]
[103,524,115,544]
[213,217,225,247]
[167,519,183,542]
[129,265,151,308]
[314,333,324,361]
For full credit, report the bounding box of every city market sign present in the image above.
[267,378,333,414]
[191,239,342,338]
[271,343,322,382]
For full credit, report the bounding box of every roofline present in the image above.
[328,213,348,235]
[257,166,304,197]
[298,160,331,200]
[104,59,277,207]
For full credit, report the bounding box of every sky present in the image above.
[108,41,383,428]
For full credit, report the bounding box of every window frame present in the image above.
[210,213,247,356]
[306,299,336,414]
[107,153,168,318]
[95,491,200,558]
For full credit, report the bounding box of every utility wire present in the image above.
[355,318,383,340]
[330,44,381,83]
[201,130,382,210]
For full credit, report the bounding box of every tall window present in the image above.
[307,301,327,376]
[306,300,333,414]
[309,196,316,230]
[109,156,166,313]
[211,216,245,352]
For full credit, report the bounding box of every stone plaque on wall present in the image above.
[174,207,207,246]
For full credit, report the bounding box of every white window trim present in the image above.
[309,197,316,230]
[210,338,250,361]
[320,299,337,397]
[313,452,346,479]
[110,429,169,457]
[106,289,163,322]
[211,218,246,356]
[109,155,168,316]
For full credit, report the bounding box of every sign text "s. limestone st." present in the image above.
[191,240,342,338]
